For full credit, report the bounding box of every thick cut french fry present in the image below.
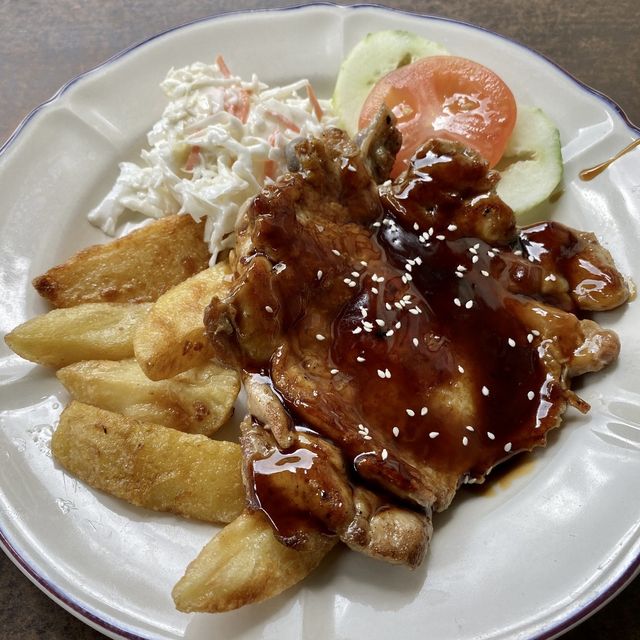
[134,262,232,381]
[33,214,211,307]
[57,359,240,436]
[4,302,150,368]
[172,510,336,613]
[51,402,245,523]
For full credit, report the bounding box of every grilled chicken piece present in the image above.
[239,397,430,567]
[204,128,629,567]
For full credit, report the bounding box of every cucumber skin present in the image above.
[332,30,448,135]
[496,106,563,215]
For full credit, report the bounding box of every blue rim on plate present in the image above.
[1,4,638,640]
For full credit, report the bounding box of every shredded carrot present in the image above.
[266,110,300,133]
[225,89,250,124]
[184,145,201,171]
[263,159,277,180]
[306,83,324,121]
[216,54,232,78]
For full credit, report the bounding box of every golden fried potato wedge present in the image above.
[33,214,211,307]
[134,262,232,381]
[52,402,244,523]
[172,510,335,613]
[4,303,150,368]
[57,359,240,436]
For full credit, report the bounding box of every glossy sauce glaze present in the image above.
[238,139,625,538]
[579,138,640,181]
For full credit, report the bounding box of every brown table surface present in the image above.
[1,1,638,638]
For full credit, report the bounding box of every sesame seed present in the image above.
[454,297,462,307]
[372,221,381,228]
[385,329,394,337]
[435,234,446,240]
[352,327,362,335]
[447,224,458,231]
[405,263,413,272]
[545,273,557,282]
[482,385,490,396]
[395,301,403,310]
[360,260,368,267]
[481,270,489,277]
[406,409,415,417]
[364,435,372,440]
[429,431,439,439]
[508,338,516,347]
[527,391,535,400]
[265,305,274,313]
[462,436,469,446]
[348,281,356,288]
[466,425,475,432]
[458,365,465,374]
[405,273,413,282]
[504,442,512,452]
[357,356,365,362]
[455,272,464,278]
[428,227,434,236]
[381,448,388,460]
[469,247,478,255]
[487,250,495,258]
[514,249,523,256]
[472,255,479,264]
[375,319,385,327]
[363,321,374,329]
[528,255,535,263]
[473,243,480,250]
[392,426,400,437]
[316,334,325,341]
[465,300,474,309]
[413,222,420,231]
[351,271,359,278]
[331,249,341,256]
[409,308,420,315]
[456,265,467,272]
[395,321,401,329]
[330,368,339,375]
[384,302,391,311]
[361,307,368,317]
[532,329,540,336]
[487,431,496,440]
[403,294,411,301]
[415,257,423,265]
[377,369,386,379]
[385,368,391,379]
[413,338,419,348]
[317,270,323,280]
[343,277,352,285]
[527,333,534,343]
[371,287,378,294]
[421,407,428,416]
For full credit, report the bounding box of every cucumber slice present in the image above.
[333,30,448,136]
[496,106,563,215]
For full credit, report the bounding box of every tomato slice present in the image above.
[359,56,517,176]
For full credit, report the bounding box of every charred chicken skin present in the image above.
[204,113,629,567]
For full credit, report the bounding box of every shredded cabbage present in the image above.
[88,59,336,262]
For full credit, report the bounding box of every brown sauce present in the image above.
[242,140,620,539]
[579,138,640,181]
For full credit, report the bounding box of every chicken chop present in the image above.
[204,112,630,567]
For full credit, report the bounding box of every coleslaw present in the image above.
[88,57,336,261]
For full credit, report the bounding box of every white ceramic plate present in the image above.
[1,4,639,640]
